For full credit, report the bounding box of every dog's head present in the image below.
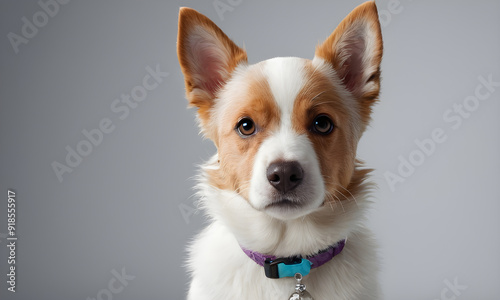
[177,2,382,222]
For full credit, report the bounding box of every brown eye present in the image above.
[312,115,334,135]
[236,118,256,136]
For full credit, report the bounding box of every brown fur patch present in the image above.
[292,62,360,204]
[207,68,281,199]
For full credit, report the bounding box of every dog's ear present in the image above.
[177,7,247,132]
[315,1,383,123]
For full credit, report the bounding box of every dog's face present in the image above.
[177,2,382,221]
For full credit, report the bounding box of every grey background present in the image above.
[0,0,499,299]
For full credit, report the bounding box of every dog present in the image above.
[177,1,383,299]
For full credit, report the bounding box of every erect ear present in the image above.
[177,7,247,131]
[315,1,383,123]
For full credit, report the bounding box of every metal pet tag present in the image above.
[288,273,314,300]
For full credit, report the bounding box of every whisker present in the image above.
[339,185,359,208]
[332,192,345,213]
[327,190,345,213]
[323,192,336,212]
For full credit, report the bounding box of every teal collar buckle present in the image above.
[264,257,312,279]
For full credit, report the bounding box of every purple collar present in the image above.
[241,239,346,278]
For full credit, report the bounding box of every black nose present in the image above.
[266,161,304,193]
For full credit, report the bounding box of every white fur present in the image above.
[263,57,306,129]
[248,127,325,220]
[248,58,325,220]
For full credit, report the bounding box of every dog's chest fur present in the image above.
[186,168,381,300]
[187,220,380,299]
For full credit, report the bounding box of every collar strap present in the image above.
[241,239,346,279]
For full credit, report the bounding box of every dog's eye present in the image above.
[236,118,256,136]
[312,115,334,135]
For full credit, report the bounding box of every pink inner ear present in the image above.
[339,36,366,94]
[188,32,230,97]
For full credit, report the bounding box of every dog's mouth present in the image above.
[265,198,302,210]
[259,194,324,220]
